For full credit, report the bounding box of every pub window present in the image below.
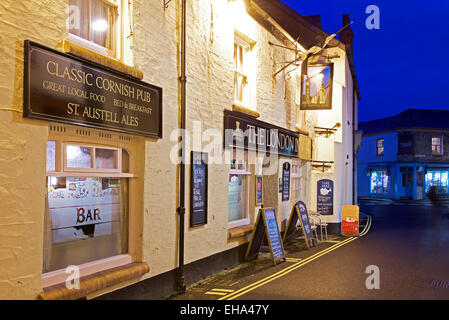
[376,138,384,156]
[228,154,250,229]
[431,136,443,155]
[233,34,253,109]
[43,140,133,279]
[69,0,120,58]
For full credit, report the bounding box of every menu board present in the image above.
[283,201,314,248]
[317,179,333,215]
[245,208,286,265]
[190,151,208,227]
[264,208,285,262]
[282,163,290,201]
[255,176,263,205]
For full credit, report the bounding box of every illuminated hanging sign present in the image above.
[24,40,163,138]
[300,63,333,110]
[224,110,299,158]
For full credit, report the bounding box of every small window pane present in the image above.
[69,0,89,40]
[67,145,92,168]
[95,148,117,169]
[228,174,247,222]
[46,141,56,172]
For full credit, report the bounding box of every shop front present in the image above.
[425,167,449,195]
[223,110,306,234]
[23,40,163,296]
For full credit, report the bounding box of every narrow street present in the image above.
[173,204,449,300]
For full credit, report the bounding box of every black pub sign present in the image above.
[24,41,162,139]
[224,110,299,158]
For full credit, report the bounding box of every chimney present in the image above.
[340,14,353,49]
[305,15,322,29]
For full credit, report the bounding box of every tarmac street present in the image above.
[172,204,449,300]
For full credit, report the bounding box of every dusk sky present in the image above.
[280,0,449,123]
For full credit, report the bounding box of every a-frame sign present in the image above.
[283,201,314,248]
[245,207,286,266]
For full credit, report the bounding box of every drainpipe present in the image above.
[176,0,187,294]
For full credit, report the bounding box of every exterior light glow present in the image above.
[92,19,108,32]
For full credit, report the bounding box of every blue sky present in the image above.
[280,0,449,122]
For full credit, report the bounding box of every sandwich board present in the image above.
[245,207,286,266]
[283,201,314,248]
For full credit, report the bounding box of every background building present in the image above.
[0,0,359,299]
[358,109,449,201]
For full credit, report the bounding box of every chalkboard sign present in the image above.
[282,163,290,201]
[283,201,314,248]
[190,151,208,227]
[255,176,263,205]
[317,179,333,215]
[245,208,286,265]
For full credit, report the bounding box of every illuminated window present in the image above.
[69,0,120,58]
[228,154,250,228]
[431,136,443,155]
[376,138,384,156]
[44,141,131,274]
[425,170,448,194]
[370,170,389,194]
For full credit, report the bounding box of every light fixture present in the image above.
[92,19,108,32]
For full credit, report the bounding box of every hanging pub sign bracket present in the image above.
[311,160,334,172]
[314,123,341,138]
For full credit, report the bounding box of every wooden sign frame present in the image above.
[245,207,286,266]
[190,151,208,227]
[283,201,314,248]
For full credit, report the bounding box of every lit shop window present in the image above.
[44,142,131,273]
[228,158,250,228]
[69,0,120,58]
[376,138,384,156]
[370,170,389,194]
[234,35,251,108]
[431,136,443,155]
[425,170,448,194]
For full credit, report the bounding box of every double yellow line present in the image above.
[218,214,373,300]
[359,214,372,237]
[218,236,357,300]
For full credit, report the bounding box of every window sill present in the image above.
[38,262,149,300]
[232,104,260,118]
[56,40,144,80]
[228,224,254,240]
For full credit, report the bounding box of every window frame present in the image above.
[43,137,135,288]
[228,153,251,229]
[431,136,443,155]
[376,138,384,156]
[68,0,121,60]
[233,33,254,109]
